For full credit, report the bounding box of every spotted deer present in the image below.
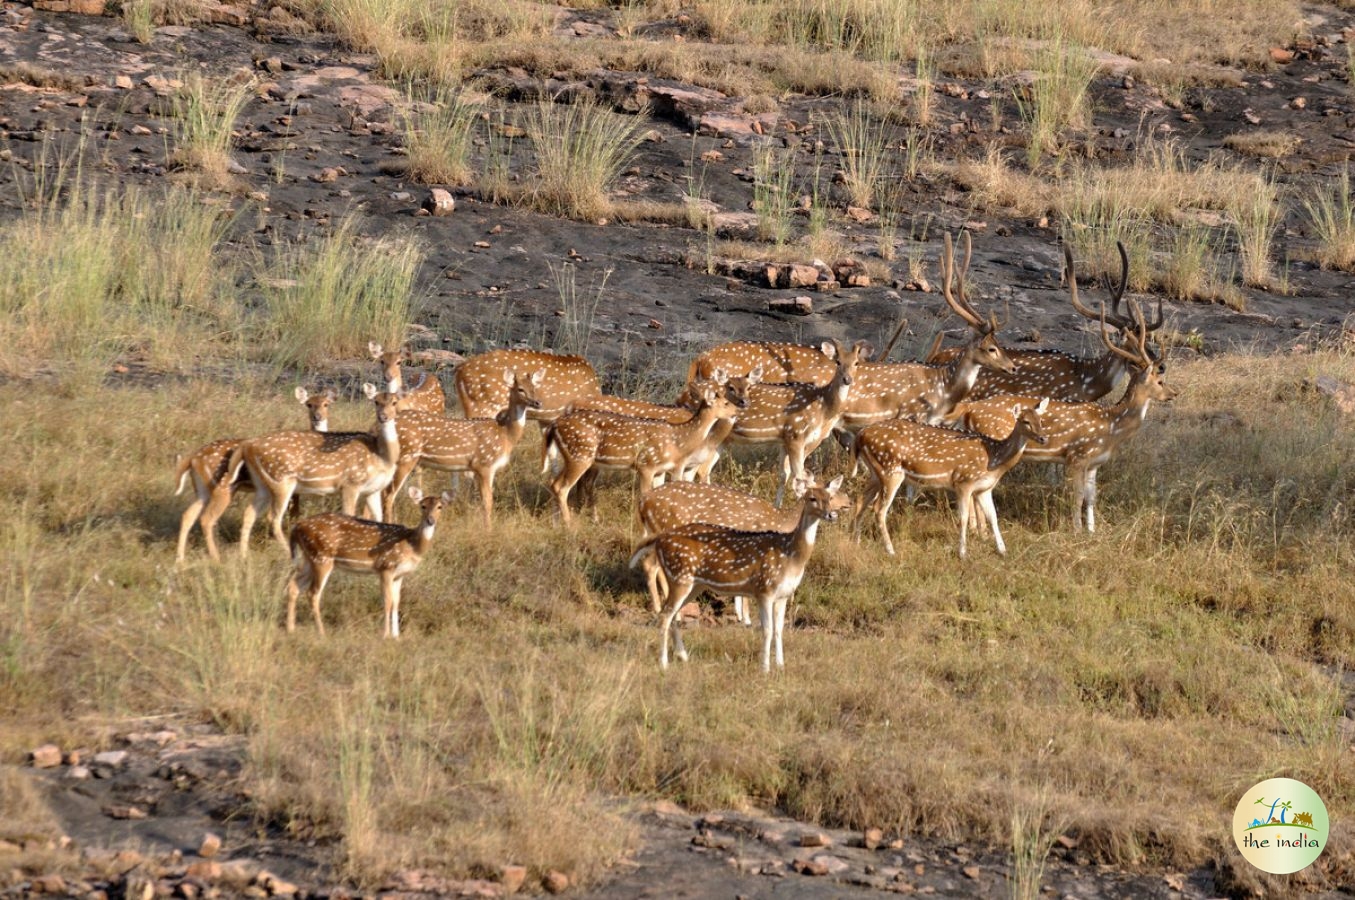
[228,384,403,556]
[637,475,823,624]
[927,242,1163,401]
[721,338,868,504]
[173,387,334,563]
[383,369,544,525]
[686,340,839,387]
[838,232,1016,431]
[369,341,446,414]
[454,348,599,421]
[629,476,850,672]
[851,400,1049,558]
[285,486,452,638]
[543,379,744,525]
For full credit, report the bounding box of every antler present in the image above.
[942,231,991,333]
[1067,241,1133,332]
[1098,298,1151,367]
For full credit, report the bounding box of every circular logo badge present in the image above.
[1232,777,1329,874]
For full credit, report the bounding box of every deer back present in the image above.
[686,340,837,387]
[855,420,994,487]
[568,394,694,425]
[290,512,423,572]
[455,349,598,420]
[639,482,794,537]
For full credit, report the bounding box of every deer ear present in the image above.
[294,386,309,402]
[748,366,763,384]
[324,388,337,401]
[791,476,811,499]
[439,491,454,503]
[503,369,515,386]
[820,340,837,360]
[710,367,729,385]
[1036,397,1050,413]
[855,340,875,361]
[532,368,546,386]
[407,486,424,503]
[369,341,383,358]
[362,382,378,399]
[826,475,845,493]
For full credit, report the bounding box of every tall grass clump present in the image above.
[825,100,893,210]
[1015,38,1098,166]
[1227,170,1281,288]
[522,97,648,221]
[1302,167,1355,271]
[169,71,255,184]
[549,261,611,356]
[259,214,422,367]
[1008,787,1065,900]
[752,139,797,244]
[400,89,479,185]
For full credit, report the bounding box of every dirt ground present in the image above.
[4,2,1355,897]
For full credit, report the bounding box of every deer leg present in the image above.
[978,489,1005,555]
[695,449,720,483]
[853,477,879,544]
[957,487,973,559]
[363,489,383,523]
[1069,466,1089,532]
[642,553,666,614]
[285,556,312,632]
[875,473,905,556]
[760,595,776,673]
[339,486,360,517]
[384,456,418,520]
[239,486,268,558]
[310,559,334,636]
[383,572,402,639]
[198,483,237,564]
[772,594,789,670]
[476,470,495,528]
[660,578,696,669]
[1085,468,1099,533]
[552,458,592,526]
[177,481,210,563]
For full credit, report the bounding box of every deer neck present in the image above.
[496,398,530,445]
[386,370,405,394]
[410,519,437,557]
[822,365,853,414]
[937,349,982,409]
[674,405,725,456]
[1108,373,1155,438]
[789,504,826,557]
[314,421,329,433]
[1085,350,1130,397]
[375,418,401,467]
[985,424,1034,473]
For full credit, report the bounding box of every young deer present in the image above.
[927,242,1163,402]
[851,400,1049,558]
[383,369,543,525]
[369,341,447,414]
[637,476,822,624]
[229,384,403,556]
[544,379,743,525]
[285,486,453,638]
[629,476,850,672]
[721,338,868,503]
[454,348,599,421]
[173,387,334,563]
[839,232,1015,431]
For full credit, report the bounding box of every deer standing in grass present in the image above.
[370,341,447,414]
[926,242,1164,401]
[454,348,599,421]
[228,384,402,556]
[174,387,334,563]
[838,232,1015,431]
[383,369,543,524]
[629,476,849,672]
[285,486,452,638]
[637,475,824,625]
[851,400,1049,558]
[543,378,744,525]
[720,338,868,504]
[946,301,1174,532]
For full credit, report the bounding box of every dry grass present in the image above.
[520,97,649,221]
[1223,129,1303,158]
[169,72,255,186]
[0,62,87,92]
[1302,167,1355,272]
[3,346,1353,889]
[399,90,480,185]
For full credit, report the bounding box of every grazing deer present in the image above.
[851,400,1049,558]
[686,340,838,387]
[927,242,1163,401]
[454,348,599,421]
[721,338,868,503]
[838,232,1015,431]
[369,341,446,414]
[383,369,543,525]
[629,476,850,672]
[637,476,822,624]
[285,486,452,638]
[544,379,743,525]
[173,387,333,563]
[229,384,403,555]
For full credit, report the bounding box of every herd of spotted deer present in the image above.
[173,233,1175,671]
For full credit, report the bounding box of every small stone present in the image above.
[185,861,221,881]
[257,871,298,896]
[488,224,503,235]
[30,744,62,768]
[768,295,813,315]
[846,273,871,288]
[311,167,339,183]
[33,875,66,893]
[179,882,199,900]
[129,124,152,136]
[500,865,527,894]
[786,263,819,288]
[845,205,873,223]
[198,834,222,859]
[791,856,829,876]
[114,74,134,90]
[542,870,569,893]
[425,188,455,217]
[700,149,724,162]
[93,750,128,768]
[65,766,91,781]
[473,241,491,248]
[863,827,884,850]
[104,804,148,820]
[1291,96,1307,109]
[1270,47,1295,63]
[799,832,832,848]
[963,865,981,879]
[389,191,412,201]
